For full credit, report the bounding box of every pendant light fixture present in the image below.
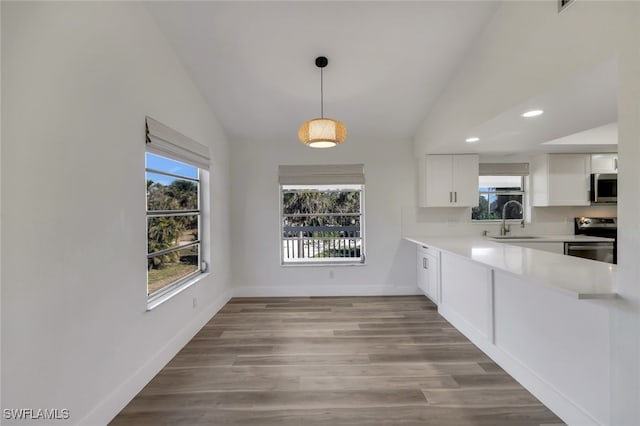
[298,56,347,148]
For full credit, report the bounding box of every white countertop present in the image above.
[486,234,614,243]
[405,236,617,300]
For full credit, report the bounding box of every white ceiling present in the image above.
[145,1,500,144]
[453,57,618,155]
[146,2,617,153]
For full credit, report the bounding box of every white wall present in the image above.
[1,3,231,425]
[414,2,640,425]
[230,137,417,297]
[614,11,640,425]
[0,1,3,414]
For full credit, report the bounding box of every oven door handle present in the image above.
[567,245,613,251]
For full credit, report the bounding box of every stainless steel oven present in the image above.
[564,241,614,263]
[571,217,617,264]
[590,173,617,204]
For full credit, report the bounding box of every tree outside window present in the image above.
[146,153,203,296]
[472,176,524,221]
[281,184,364,264]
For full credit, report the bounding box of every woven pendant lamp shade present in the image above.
[298,56,346,148]
[298,118,347,148]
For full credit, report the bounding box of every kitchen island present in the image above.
[405,235,615,426]
[406,235,616,299]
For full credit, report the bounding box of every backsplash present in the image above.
[401,205,617,237]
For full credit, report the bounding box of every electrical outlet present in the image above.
[329,270,334,279]
[192,297,197,309]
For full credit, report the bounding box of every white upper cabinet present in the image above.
[591,153,618,174]
[419,154,479,207]
[452,155,480,206]
[531,153,591,206]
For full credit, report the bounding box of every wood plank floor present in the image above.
[110,296,565,426]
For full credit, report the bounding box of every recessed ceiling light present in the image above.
[465,137,480,143]
[521,109,544,118]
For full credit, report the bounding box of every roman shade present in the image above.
[145,116,210,170]
[278,164,365,185]
[479,162,530,176]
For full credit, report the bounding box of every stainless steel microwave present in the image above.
[590,173,617,204]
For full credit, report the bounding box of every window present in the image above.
[281,185,364,264]
[146,153,203,296]
[145,117,210,306]
[472,175,525,221]
[278,164,365,265]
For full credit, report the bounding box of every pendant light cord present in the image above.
[320,67,324,118]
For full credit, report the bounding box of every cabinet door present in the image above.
[424,155,454,207]
[548,154,591,206]
[591,153,618,174]
[426,253,438,303]
[452,154,479,207]
[416,251,429,294]
[417,248,438,303]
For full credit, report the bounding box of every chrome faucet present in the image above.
[500,200,523,236]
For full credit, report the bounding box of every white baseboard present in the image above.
[77,288,232,426]
[438,304,602,426]
[232,285,421,298]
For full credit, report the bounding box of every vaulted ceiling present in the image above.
[146,1,617,153]
[145,1,500,144]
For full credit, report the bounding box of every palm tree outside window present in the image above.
[281,184,365,265]
[146,153,204,296]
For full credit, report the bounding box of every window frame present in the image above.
[471,175,526,223]
[279,184,366,266]
[145,152,208,309]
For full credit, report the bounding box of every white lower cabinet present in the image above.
[439,252,491,339]
[416,245,439,303]
[436,250,609,426]
[492,270,609,425]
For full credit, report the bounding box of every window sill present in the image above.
[471,219,527,224]
[281,260,366,267]
[146,271,209,311]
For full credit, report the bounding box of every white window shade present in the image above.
[479,175,523,188]
[278,164,365,185]
[145,116,210,170]
[479,163,529,176]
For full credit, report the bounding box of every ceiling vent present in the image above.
[558,0,575,13]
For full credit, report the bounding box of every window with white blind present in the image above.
[279,165,365,265]
[472,163,529,221]
[145,117,210,308]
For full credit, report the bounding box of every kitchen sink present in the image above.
[490,236,540,240]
